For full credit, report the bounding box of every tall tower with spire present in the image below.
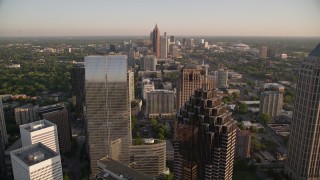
[285,43,320,180]
[150,24,160,58]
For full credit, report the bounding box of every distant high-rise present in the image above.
[217,68,228,88]
[11,143,63,180]
[128,69,135,103]
[71,62,85,118]
[142,78,155,100]
[14,104,39,126]
[0,100,7,146]
[176,64,215,111]
[38,103,72,153]
[160,32,168,59]
[285,43,320,180]
[260,46,268,59]
[20,120,60,153]
[150,24,160,57]
[267,48,276,58]
[143,55,157,71]
[170,36,175,43]
[85,55,131,176]
[235,129,251,159]
[174,87,237,179]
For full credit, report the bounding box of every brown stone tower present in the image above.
[150,24,160,58]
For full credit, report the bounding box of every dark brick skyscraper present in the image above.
[150,24,160,58]
[71,62,85,118]
[174,67,237,180]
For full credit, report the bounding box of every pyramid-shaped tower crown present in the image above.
[309,43,320,57]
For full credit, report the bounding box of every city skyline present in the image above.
[0,0,320,37]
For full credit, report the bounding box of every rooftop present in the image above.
[20,119,55,132]
[11,143,58,166]
[97,157,152,180]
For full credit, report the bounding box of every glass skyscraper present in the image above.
[85,55,131,176]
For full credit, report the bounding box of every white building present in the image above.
[141,79,155,100]
[11,143,63,180]
[20,120,60,153]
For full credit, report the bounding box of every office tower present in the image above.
[170,36,175,43]
[14,104,39,126]
[0,100,7,146]
[128,69,135,102]
[150,24,160,57]
[146,89,175,118]
[260,46,268,59]
[85,55,131,176]
[142,78,155,100]
[0,133,5,179]
[38,103,72,153]
[20,120,60,153]
[160,32,168,59]
[235,129,251,159]
[143,55,157,71]
[267,48,276,58]
[259,91,283,122]
[130,138,166,178]
[217,68,228,88]
[109,44,116,53]
[174,87,237,179]
[11,143,63,180]
[172,46,182,58]
[71,62,85,118]
[97,157,152,180]
[285,43,320,180]
[176,64,216,112]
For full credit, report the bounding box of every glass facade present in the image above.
[85,55,131,176]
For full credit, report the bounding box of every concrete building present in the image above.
[150,24,160,58]
[217,68,228,88]
[172,46,182,58]
[259,91,283,122]
[286,43,320,180]
[174,86,237,179]
[146,89,175,118]
[0,133,5,179]
[143,55,157,71]
[142,78,155,100]
[160,32,168,59]
[96,157,152,180]
[14,104,39,126]
[130,138,166,178]
[20,120,60,153]
[85,55,131,176]
[11,143,63,180]
[177,64,216,111]
[235,129,251,159]
[38,103,72,154]
[128,69,135,103]
[260,46,268,58]
[0,100,7,146]
[71,62,85,118]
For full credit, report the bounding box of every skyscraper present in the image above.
[20,120,60,153]
[259,91,283,122]
[14,104,39,125]
[160,32,168,59]
[174,84,237,179]
[0,100,7,146]
[38,103,72,154]
[71,62,85,118]
[128,69,135,103]
[285,43,320,180]
[85,55,131,176]
[217,68,228,88]
[11,143,63,180]
[143,55,157,71]
[146,89,175,118]
[150,24,160,58]
[0,132,5,179]
[260,46,268,59]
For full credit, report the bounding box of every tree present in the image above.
[234,102,248,114]
[237,123,246,130]
[165,173,174,180]
[249,126,258,133]
[150,118,158,127]
[63,174,70,180]
[232,92,240,99]
[260,113,271,124]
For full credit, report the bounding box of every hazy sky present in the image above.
[0,0,319,37]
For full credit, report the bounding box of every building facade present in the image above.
[146,89,175,118]
[142,78,155,100]
[38,103,72,154]
[259,91,283,122]
[217,68,228,88]
[85,55,131,176]
[160,32,168,59]
[130,139,166,178]
[260,46,268,59]
[174,86,237,179]
[14,104,39,126]
[235,129,251,159]
[150,24,160,58]
[71,62,85,118]
[0,100,7,146]
[11,143,63,180]
[0,132,5,179]
[128,69,135,102]
[285,43,320,180]
[143,55,157,71]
